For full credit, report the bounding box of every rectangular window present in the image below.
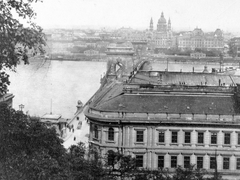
[136,130,144,142]
[136,155,143,168]
[172,131,178,143]
[197,157,203,169]
[223,157,229,169]
[158,132,165,143]
[224,133,231,144]
[158,156,164,168]
[238,134,240,145]
[210,157,216,169]
[237,158,240,170]
[185,132,191,143]
[108,128,114,141]
[171,156,177,168]
[94,125,98,139]
[198,132,204,144]
[211,133,217,144]
[184,156,190,168]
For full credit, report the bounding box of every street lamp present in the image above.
[19,104,24,111]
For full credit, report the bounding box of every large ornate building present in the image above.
[147,13,224,51]
[85,58,240,179]
[177,28,224,51]
[149,12,173,49]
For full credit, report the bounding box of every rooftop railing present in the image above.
[123,84,235,94]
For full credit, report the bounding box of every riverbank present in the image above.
[44,56,240,66]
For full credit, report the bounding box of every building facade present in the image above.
[85,66,240,179]
[40,114,67,138]
[177,28,224,51]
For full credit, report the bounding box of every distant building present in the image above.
[177,28,224,51]
[149,18,153,32]
[51,40,73,54]
[150,12,173,49]
[40,114,67,138]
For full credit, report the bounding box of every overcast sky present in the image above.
[33,0,240,32]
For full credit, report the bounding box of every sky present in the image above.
[32,0,240,32]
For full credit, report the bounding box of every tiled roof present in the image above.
[96,92,238,115]
[90,72,240,116]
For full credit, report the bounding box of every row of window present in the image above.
[179,41,222,44]
[137,130,237,145]
[94,126,115,140]
[134,155,240,170]
[93,127,240,146]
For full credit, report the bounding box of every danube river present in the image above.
[8,59,106,118]
[7,59,232,119]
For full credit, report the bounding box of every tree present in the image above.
[0,102,69,179]
[105,151,137,179]
[228,40,238,58]
[0,0,45,95]
[172,165,206,180]
[67,143,108,180]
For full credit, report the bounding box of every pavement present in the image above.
[63,107,89,149]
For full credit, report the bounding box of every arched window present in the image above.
[108,127,114,141]
[94,125,98,139]
[107,150,115,166]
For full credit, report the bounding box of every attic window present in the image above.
[164,106,168,109]
[209,107,212,110]
[186,106,190,110]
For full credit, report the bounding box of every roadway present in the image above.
[63,106,89,149]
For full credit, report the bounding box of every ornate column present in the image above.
[129,126,133,147]
[152,126,155,147]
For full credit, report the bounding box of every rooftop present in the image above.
[96,93,237,115]
[41,113,62,120]
[129,71,240,86]
[88,71,240,118]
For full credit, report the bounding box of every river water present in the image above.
[8,59,106,118]
[7,59,236,118]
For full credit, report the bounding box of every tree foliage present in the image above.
[0,102,223,179]
[0,0,45,95]
[228,41,238,58]
[67,142,107,180]
[0,103,69,180]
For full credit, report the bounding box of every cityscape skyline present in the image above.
[33,0,240,32]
